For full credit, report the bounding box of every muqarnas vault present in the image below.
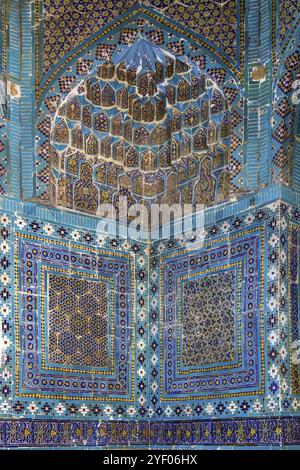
[0,0,299,449]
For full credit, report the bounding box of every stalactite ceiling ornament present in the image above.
[49,37,232,214]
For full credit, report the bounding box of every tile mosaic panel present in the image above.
[0,110,6,196]
[47,273,109,369]
[150,0,240,61]
[272,33,300,185]
[159,229,264,401]
[0,212,150,426]
[40,0,136,75]
[0,0,300,451]
[0,199,299,447]
[279,0,299,46]
[147,201,300,426]
[14,232,134,401]
[0,0,7,196]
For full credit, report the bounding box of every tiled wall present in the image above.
[0,198,299,447]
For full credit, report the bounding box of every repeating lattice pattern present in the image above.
[48,275,109,368]
[182,270,236,367]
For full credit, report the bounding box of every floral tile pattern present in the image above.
[181,269,237,368]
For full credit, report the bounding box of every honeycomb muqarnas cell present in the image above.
[0,0,299,451]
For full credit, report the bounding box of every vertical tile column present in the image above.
[20,0,35,200]
[6,0,21,198]
[0,0,8,196]
[245,0,273,191]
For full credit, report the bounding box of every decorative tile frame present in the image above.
[272,28,300,186]
[36,1,244,85]
[14,232,134,401]
[159,229,264,401]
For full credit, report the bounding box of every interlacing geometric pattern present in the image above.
[290,222,300,395]
[279,0,299,46]
[150,0,239,61]
[0,417,299,447]
[0,0,300,450]
[149,202,300,422]
[159,229,264,400]
[40,1,239,76]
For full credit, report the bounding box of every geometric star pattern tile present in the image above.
[289,223,300,395]
[182,270,237,368]
[35,15,244,203]
[48,274,109,368]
